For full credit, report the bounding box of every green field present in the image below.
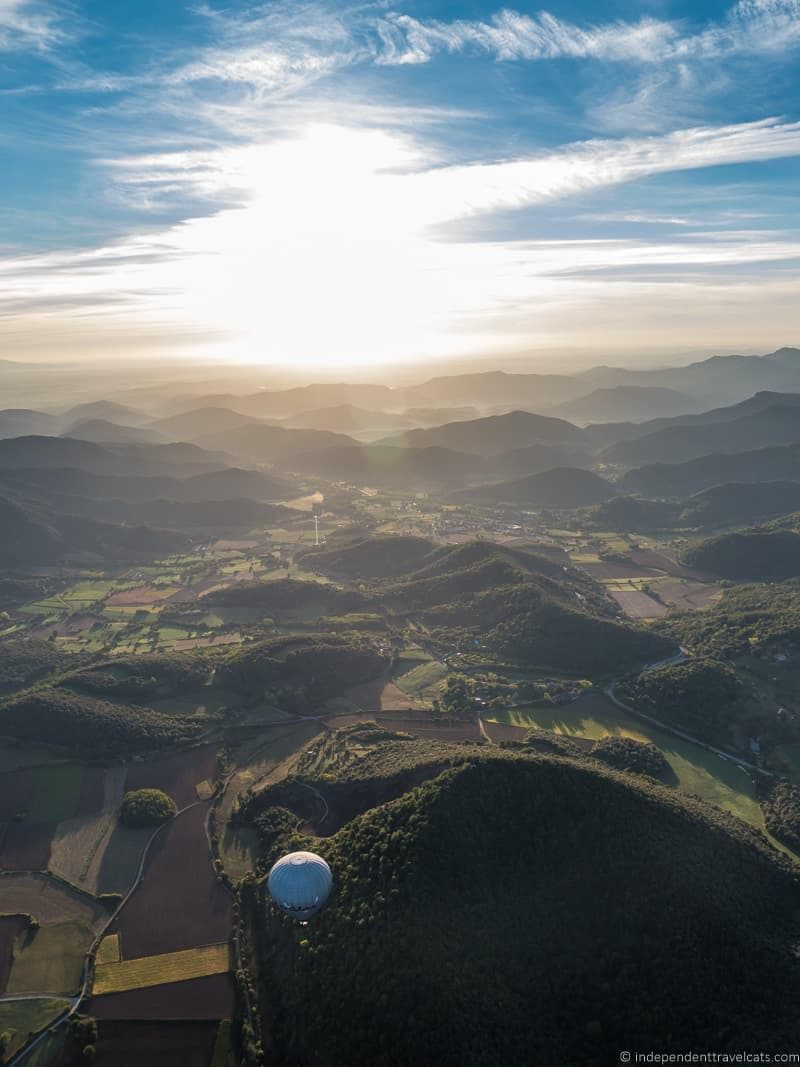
[95,933,120,965]
[22,580,121,615]
[92,942,230,994]
[394,660,449,696]
[7,921,91,995]
[28,764,84,821]
[486,695,765,829]
[0,998,69,1060]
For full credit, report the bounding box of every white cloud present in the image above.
[374,0,800,66]
[375,10,679,65]
[2,119,799,364]
[0,0,68,51]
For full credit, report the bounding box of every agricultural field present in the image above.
[0,872,106,929]
[607,589,668,619]
[91,1020,223,1067]
[96,932,121,965]
[656,579,721,611]
[0,914,28,991]
[93,942,230,994]
[0,998,70,1061]
[393,658,449,697]
[219,721,323,881]
[90,973,235,1021]
[485,692,767,831]
[325,673,424,713]
[124,745,221,808]
[113,803,232,959]
[46,766,133,893]
[6,919,92,994]
[0,761,111,873]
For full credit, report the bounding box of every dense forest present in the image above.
[218,634,389,709]
[661,581,800,657]
[201,578,373,614]
[0,638,79,692]
[684,528,800,579]
[0,687,202,757]
[0,494,190,565]
[761,779,800,852]
[619,659,744,739]
[588,736,669,777]
[247,750,800,1067]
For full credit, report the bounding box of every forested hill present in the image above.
[382,541,671,672]
[684,528,800,580]
[251,751,800,1067]
[303,536,672,673]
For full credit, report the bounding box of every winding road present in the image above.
[8,800,203,1066]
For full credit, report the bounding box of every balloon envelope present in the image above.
[268,851,332,920]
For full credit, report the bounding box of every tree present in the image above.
[441,674,473,715]
[119,788,176,828]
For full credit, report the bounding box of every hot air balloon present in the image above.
[268,851,332,921]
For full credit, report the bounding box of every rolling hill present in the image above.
[61,418,163,446]
[680,481,800,528]
[451,467,613,508]
[377,540,669,672]
[380,410,585,455]
[581,496,681,531]
[0,465,291,505]
[0,495,189,566]
[300,534,436,579]
[583,389,800,450]
[578,346,800,405]
[555,385,697,423]
[282,404,413,434]
[683,528,800,580]
[59,400,151,427]
[287,445,484,489]
[193,423,356,464]
[0,409,59,440]
[605,404,800,466]
[397,369,586,408]
[0,436,230,478]
[212,382,396,418]
[148,406,264,441]
[251,749,800,1066]
[621,443,800,498]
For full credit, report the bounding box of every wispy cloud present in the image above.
[374,0,800,66]
[0,0,69,52]
[375,11,680,65]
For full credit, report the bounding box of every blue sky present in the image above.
[0,0,798,367]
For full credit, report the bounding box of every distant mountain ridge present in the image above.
[621,442,800,498]
[554,385,698,423]
[379,410,585,455]
[605,403,800,466]
[451,467,613,508]
[0,436,230,478]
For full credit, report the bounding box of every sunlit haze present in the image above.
[1,0,799,368]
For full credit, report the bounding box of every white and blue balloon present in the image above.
[268,851,332,921]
